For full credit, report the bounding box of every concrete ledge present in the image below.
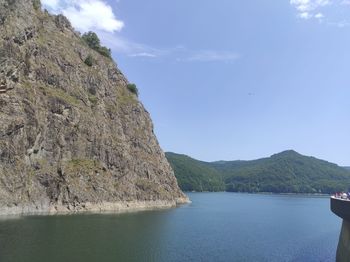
[331,196,350,221]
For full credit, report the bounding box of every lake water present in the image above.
[0,193,341,262]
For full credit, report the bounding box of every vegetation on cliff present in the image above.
[82,31,112,58]
[127,83,139,96]
[167,150,350,194]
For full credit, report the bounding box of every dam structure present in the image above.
[331,196,350,261]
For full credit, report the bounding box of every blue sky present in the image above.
[42,0,350,165]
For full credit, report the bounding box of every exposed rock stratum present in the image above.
[0,0,188,215]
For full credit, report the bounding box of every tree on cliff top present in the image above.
[82,31,112,58]
[82,32,100,49]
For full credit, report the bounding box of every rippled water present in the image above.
[0,193,340,262]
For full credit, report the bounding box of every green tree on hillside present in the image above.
[82,31,112,58]
[82,32,100,50]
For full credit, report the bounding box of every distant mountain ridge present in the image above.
[166,150,350,194]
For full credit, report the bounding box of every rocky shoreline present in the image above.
[0,197,190,217]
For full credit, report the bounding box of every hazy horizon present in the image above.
[42,0,350,166]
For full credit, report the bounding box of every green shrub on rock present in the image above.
[127,83,138,96]
[32,0,41,10]
[97,46,112,58]
[82,31,112,58]
[82,32,100,50]
[84,55,93,67]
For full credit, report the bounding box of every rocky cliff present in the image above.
[0,0,188,215]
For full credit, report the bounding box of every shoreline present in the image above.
[0,197,191,217]
[185,191,330,197]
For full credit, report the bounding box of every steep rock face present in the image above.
[0,0,187,214]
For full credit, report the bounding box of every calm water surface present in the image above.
[0,193,340,262]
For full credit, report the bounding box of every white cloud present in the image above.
[315,12,325,18]
[290,0,350,25]
[299,11,312,19]
[42,1,240,63]
[41,0,60,9]
[290,0,330,19]
[290,0,330,12]
[42,0,124,33]
[128,53,157,58]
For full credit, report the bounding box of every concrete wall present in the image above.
[337,220,350,262]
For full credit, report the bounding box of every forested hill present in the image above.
[165,152,225,192]
[166,150,350,194]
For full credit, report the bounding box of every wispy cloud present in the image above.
[290,0,330,20]
[314,12,325,18]
[128,53,158,58]
[327,20,350,26]
[179,50,240,63]
[42,1,240,63]
[42,0,124,33]
[98,32,240,63]
[290,0,350,26]
[42,0,60,9]
[97,32,166,57]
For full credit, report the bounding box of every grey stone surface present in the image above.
[337,220,350,262]
[0,0,188,215]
